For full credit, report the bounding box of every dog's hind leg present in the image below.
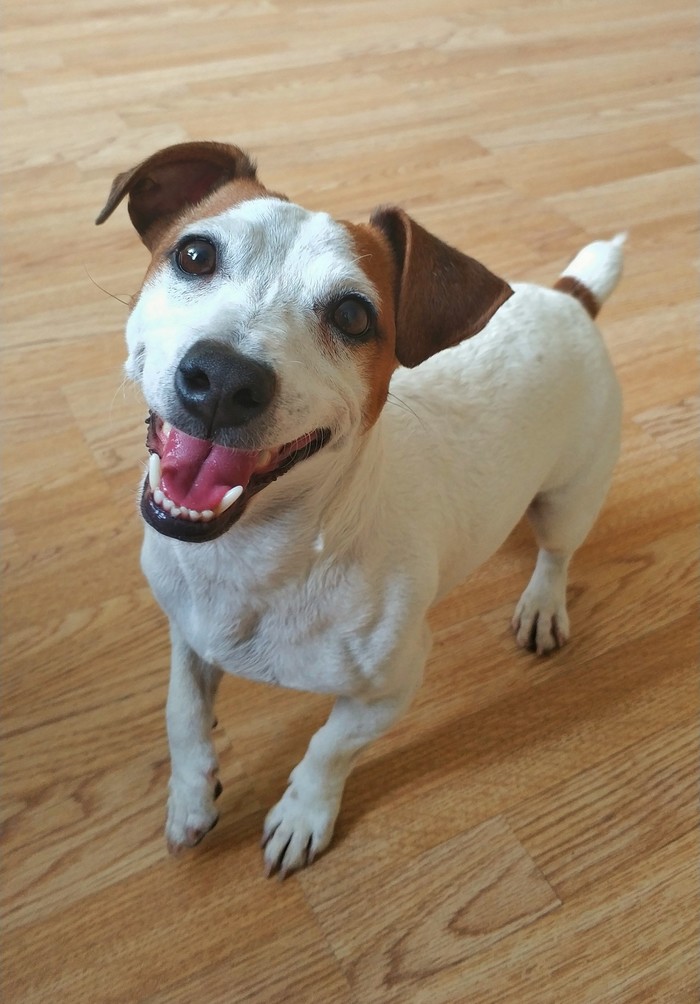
[164,623,223,853]
[512,439,619,655]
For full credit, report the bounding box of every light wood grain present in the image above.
[1,0,698,1001]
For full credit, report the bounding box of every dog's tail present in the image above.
[553,233,626,319]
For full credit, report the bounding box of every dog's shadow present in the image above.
[331,642,605,852]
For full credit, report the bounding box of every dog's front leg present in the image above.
[164,624,223,853]
[262,672,421,878]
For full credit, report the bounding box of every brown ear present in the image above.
[370,207,513,368]
[95,141,260,248]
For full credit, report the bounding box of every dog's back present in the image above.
[384,236,625,597]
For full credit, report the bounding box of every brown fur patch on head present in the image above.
[182,176,288,223]
[342,222,399,430]
[140,177,285,288]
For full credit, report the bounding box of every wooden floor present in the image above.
[2,1,698,1001]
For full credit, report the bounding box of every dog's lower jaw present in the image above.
[141,487,243,543]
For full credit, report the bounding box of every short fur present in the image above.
[98,142,623,877]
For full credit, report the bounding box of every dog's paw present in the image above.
[165,772,221,854]
[261,784,340,878]
[512,589,570,655]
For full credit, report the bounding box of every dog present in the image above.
[97,141,623,877]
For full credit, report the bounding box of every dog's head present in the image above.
[97,141,512,542]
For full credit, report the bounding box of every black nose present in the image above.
[175,339,277,431]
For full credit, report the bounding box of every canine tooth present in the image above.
[201,510,214,522]
[148,453,161,492]
[162,421,172,438]
[154,488,164,506]
[217,485,244,515]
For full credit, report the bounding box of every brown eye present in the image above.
[332,296,372,337]
[176,238,217,276]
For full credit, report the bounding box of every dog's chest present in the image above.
[142,530,395,695]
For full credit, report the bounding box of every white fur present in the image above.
[130,199,623,875]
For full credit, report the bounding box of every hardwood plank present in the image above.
[633,394,699,456]
[354,832,698,1003]
[305,816,562,996]
[3,828,334,1004]
[142,925,352,1004]
[1,740,259,933]
[303,823,697,1002]
[508,720,699,897]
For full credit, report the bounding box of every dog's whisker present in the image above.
[348,252,372,266]
[386,391,425,428]
[109,377,129,413]
[84,265,132,307]
[108,376,143,429]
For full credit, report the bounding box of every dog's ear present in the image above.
[95,141,260,248]
[370,206,513,368]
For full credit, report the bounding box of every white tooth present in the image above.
[162,421,172,438]
[148,453,161,492]
[170,506,181,517]
[154,488,164,506]
[255,450,272,471]
[201,510,214,522]
[162,497,173,512]
[217,485,244,515]
[188,509,201,521]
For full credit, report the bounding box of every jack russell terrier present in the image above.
[97,141,623,877]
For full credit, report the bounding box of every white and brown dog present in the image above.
[97,141,623,877]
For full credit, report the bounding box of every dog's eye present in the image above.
[332,297,372,338]
[176,239,217,277]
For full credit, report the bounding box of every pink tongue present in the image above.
[160,427,261,512]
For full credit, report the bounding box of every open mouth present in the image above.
[141,411,331,542]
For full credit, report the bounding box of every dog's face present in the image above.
[97,142,512,542]
[124,195,399,542]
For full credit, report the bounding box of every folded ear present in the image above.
[370,207,513,368]
[95,141,260,248]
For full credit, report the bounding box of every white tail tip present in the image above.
[557,233,626,312]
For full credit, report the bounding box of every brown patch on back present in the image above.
[342,222,400,430]
[554,275,600,318]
